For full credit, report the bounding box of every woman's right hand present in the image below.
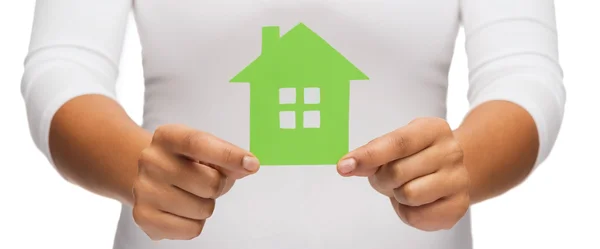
[132,124,260,241]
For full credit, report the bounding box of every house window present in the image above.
[304,87,320,104]
[303,111,320,128]
[278,87,321,129]
[303,88,320,128]
[279,88,296,104]
[279,111,296,129]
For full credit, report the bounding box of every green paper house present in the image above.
[230,23,369,165]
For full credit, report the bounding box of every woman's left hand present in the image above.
[337,117,471,231]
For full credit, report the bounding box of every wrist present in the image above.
[117,128,153,207]
[452,127,479,202]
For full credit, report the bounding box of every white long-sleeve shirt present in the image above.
[21,0,566,248]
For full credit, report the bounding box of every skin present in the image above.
[49,93,537,239]
[336,100,538,231]
[50,94,259,240]
[132,124,259,240]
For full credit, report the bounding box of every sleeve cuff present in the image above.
[467,72,566,169]
[21,61,118,167]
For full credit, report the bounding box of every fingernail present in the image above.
[338,158,356,174]
[242,156,260,172]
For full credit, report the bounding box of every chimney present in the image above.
[262,26,280,54]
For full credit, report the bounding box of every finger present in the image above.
[391,192,470,232]
[206,161,249,181]
[134,176,216,220]
[369,146,443,195]
[175,161,231,199]
[393,166,469,207]
[154,124,260,174]
[338,118,450,176]
[132,205,207,241]
[139,148,231,198]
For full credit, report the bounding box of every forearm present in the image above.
[49,94,151,206]
[453,100,539,204]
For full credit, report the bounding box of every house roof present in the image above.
[230,23,369,84]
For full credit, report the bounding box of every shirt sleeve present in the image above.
[20,0,132,165]
[460,0,566,169]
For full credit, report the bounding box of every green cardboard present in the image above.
[231,23,369,165]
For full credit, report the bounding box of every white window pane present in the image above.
[279,88,296,104]
[304,87,320,104]
[280,111,296,129]
[303,111,320,128]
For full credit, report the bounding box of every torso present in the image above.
[113,1,472,248]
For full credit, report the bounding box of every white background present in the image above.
[1,1,599,249]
